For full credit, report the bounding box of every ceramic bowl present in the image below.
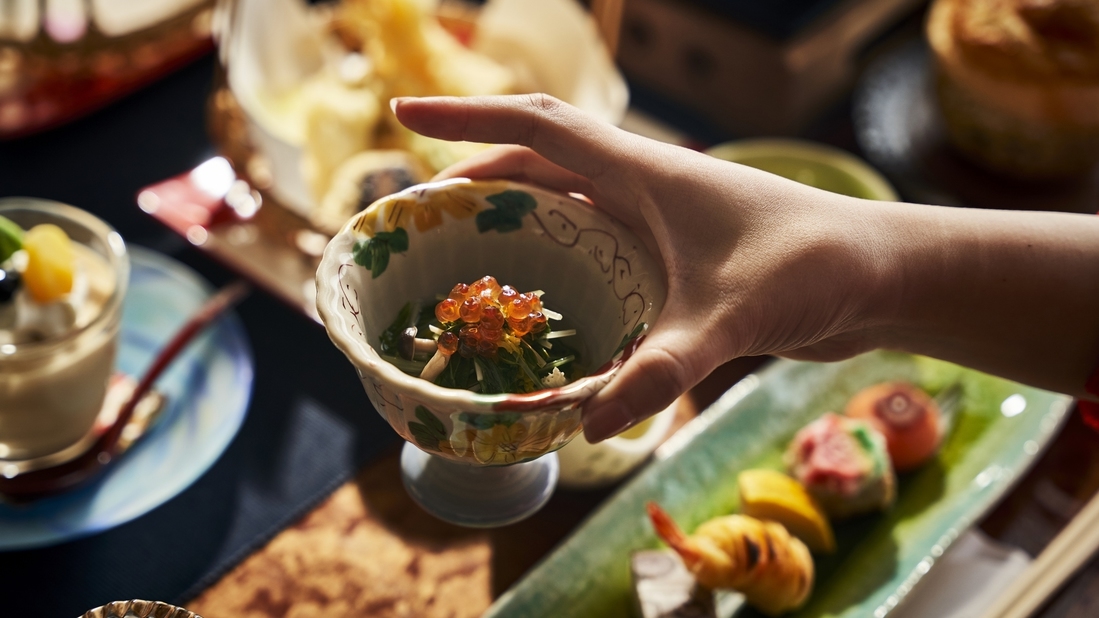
[706,139,898,202]
[316,179,666,466]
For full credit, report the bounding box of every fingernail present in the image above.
[584,401,635,443]
[389,97,401,114]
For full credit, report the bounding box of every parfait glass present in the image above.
[0,198,129,468]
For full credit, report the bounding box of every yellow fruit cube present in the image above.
[738,469,836,554]
[23,224,74,303]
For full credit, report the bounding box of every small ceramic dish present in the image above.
[706,139,898,202]
[317,178,666,465]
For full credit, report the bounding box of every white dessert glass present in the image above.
[0,198,129,463]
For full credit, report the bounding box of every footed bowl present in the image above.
[316,179,667,467]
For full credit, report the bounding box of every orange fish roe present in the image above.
[449,283,470,301]
[437,331,459,355]
[459,296,483,323]
[435,298,461,323]
[498,285,518,306]
[435,277,554,359]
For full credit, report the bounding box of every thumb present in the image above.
[582,317,715,443]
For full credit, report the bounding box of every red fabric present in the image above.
[1079,366,1099,431]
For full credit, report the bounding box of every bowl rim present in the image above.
[315,177,661,414]
[704,138,899,202]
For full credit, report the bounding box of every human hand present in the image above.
[390,94,906,441]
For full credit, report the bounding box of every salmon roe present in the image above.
[434,276,553,359]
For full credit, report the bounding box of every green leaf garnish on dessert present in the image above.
[0,215,23,263]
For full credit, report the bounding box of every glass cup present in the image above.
[0,198,129,463]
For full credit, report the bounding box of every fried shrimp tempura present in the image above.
[647,502,814,616]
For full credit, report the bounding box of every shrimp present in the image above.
[647,502,814,616]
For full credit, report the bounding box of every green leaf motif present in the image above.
[409,406,447,451]
[408,422,441,451]
[416,405,447,437]
[352,227,409,278]
[458,411,519,429]
[614,322,646,356]
[476,190,537,234]
[383,227,410,252]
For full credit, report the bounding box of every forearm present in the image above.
[874,204,1099,398]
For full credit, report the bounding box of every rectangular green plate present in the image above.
[484,351,1073,617]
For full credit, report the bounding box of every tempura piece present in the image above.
[300,76,382,202]
[647,502,814,616]
[335,0,515,99]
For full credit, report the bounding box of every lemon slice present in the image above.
[739,468,836,553]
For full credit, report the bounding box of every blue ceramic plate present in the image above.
[0,246,253,550]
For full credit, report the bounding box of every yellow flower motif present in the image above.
[437,428,477,459]
[413,191,480,232]
[471,416,559,465]
[353,190,483,236]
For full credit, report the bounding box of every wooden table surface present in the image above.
[184,355,1099,618]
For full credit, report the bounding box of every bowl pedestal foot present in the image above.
[400,442,559,528]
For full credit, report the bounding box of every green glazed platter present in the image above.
[485,351,1073,617]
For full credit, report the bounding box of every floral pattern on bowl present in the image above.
[316,179,666,465]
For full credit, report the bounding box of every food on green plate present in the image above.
[785,413,896,519]
[738,469,835,554]
[630,549,718,618]
[379,276,583,394]
[845,381,943,472]
[647,502,814,616]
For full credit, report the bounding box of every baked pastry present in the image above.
[926,0,1099,178]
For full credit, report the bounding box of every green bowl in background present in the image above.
[706,139,898,202]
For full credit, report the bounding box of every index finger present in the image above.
[391,94,624,182]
